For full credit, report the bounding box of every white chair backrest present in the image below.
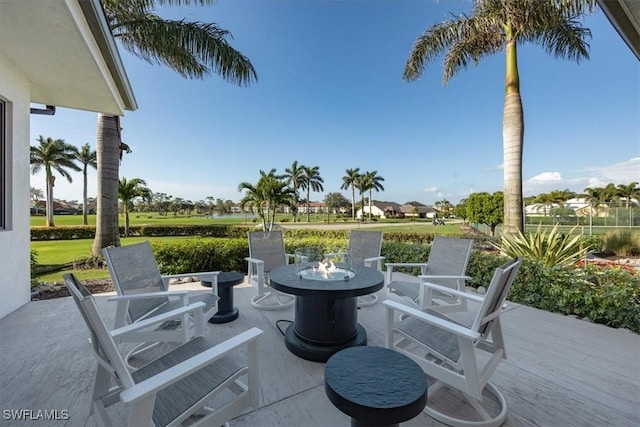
[64,273,135,389]
[247,231,287,273]
[103,242,168,322]
[348,230,382,266]
[471,257,522,337]
[425,236,474,287]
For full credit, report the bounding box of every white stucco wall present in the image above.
[0,54,31,318]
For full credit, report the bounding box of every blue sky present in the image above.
[30,0,639,206]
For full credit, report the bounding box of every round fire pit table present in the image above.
[325,346,428,427]
[202,271,244,324]
[269,264,384,362]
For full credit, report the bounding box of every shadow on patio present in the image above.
[1,278,638,426]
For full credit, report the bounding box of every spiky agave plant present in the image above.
[495,224,590,268]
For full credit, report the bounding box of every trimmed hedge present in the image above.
[148,236,638,333]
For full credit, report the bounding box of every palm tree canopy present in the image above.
[30,136,81,182]
[340,168,361,191]
[301,165,324,193]
[118,177,151,201]
[362,170,385,193]
[404,0,595,84]
[76,143,97,170]
[104,0,257,85]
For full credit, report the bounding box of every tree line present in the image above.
[454,182,639,236]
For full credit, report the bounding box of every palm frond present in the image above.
[114,13,256,85]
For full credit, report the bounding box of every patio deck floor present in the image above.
[1,276,639,427]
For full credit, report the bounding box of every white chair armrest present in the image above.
[107,290,190,301]
[110,302,206,339]
[383,299,479,340]
[285,253,296,263]
[419,282,485,303]
[419,274,471,280]
[163,271,220,281]
[385,262,429,268]
[120,327,263,403]
[245,257,265,266]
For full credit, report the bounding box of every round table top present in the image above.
[325,346,428,425]
[269,264,384,298]
[201,271,244,288]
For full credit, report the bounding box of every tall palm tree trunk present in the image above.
[46,173,55,227]
[82,166,89,225]
[502,35,524,236]
[92,114,121,256]
[351,186,356,220]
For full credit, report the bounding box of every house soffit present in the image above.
[0,0,136,115]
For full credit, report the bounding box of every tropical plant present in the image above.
[403,0,596,236]
[74,143,97,225]
[30,187,44,215]
[238,169,294,231]
[300,165,324,222]
[340,168,361,221]
[92,0,257,257]
[496,224,589,268]
[118,177,151,237]
[29,136,81,227]
[603,231,640,257]
[361,170,385,221]
[617,182,639,208]
[283,161,305,222]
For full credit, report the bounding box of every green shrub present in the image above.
[603,231,640,256]
[30,250,41,288]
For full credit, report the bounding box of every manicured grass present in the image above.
[30,213,253,227]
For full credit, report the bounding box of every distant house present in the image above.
[399,202,439,219]
[524,203,560,216]
[564,198,593,217]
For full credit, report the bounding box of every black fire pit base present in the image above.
[283,323,367,363]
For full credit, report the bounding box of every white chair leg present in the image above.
[424,381,507,427]
[357,293,378,307]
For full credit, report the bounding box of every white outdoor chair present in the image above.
[245,230,296,310]
[327,230,385,307]
[386,235,473,313]
[63,273,262,427]
[103,241,220,367]
[383,257,522,427]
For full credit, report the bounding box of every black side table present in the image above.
[202,271,244,324]
[325,346,428,427]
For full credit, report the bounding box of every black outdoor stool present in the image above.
[202,271,244,324]
[325,346,428,427]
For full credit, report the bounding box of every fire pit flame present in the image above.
[316,258,337,279]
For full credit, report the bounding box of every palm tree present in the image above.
[300,165,324,222]
[30,187,44,215]
[74,143,97,225]
[92,0,257,257]
[582,186,605,234]
[617,182,639,208]
[340,168,361,221]
[403,0,595,236]
[282,161,305,222]
[118,177,150,237]
[29,136,81,227]
[238,170,293,231]
[361,171,385,221]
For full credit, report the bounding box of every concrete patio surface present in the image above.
[1,275,639,426]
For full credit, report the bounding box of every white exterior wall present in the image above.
[0,54,31,318]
